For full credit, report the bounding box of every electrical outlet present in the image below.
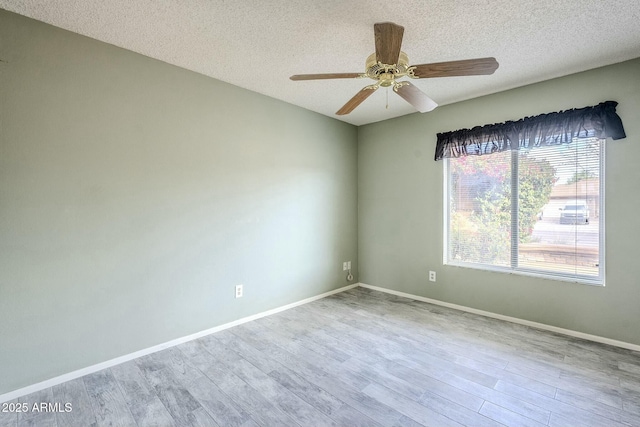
[235,284,243,298]
[347,261,351,270]
[429,271,436,282]
[343,262,348,271]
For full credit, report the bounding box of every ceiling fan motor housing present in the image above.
[365,51,411,86]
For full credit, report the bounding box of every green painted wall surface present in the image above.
[358,58,640,345]
[0,10,358,394]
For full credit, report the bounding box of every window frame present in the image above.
[443,140,605,286]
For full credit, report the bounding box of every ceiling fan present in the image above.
[290,22,499,115]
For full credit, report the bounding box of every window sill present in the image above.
[444,260,605,287]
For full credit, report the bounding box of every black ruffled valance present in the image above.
[434,101,626,161]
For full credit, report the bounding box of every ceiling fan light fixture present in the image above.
[364,51,410,79]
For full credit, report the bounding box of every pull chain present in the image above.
[386,87,389,109]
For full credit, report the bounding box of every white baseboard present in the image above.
[359,283,640,352]
[0,283,359,404]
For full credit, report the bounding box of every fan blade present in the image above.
[394,82,438,113]
[374,22,404,65]
[411,57,499,78]
[336,86,378,115]
[290,73,362,81]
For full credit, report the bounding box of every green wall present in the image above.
[358,58,640,345]
[0,10,358,395]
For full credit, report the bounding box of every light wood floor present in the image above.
[2,287,640,427]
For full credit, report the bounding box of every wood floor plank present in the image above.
[83,370,137,427]
[479,401,546,427]
[0,402,18,427]
[294,367,406,427]
[234,360,339,426]
[178,341,253,427]
[623,399,640,416]
[229,327,406,427]
[620,374,640,393]
[305,328,380,364]
[430,369,551,425]
[555,388,640,426]
[111,361,176,427]
[15,388,54,425]
[455,357,558,397]
[619,360,640,376]
[183,407,220,427]
[549,412,610,427]
[556,374,623,409]
[181,375,248,427]
[494,380,629,427]
[199,337,339,427]
[267,368,344,416]
[345,290,562,367]
[146,347,207,387]
[260,317,351,363]
[305,304,502,389]
[17,412,56,427]
[306,326,491,414]
[395,345,500,389]
[361,382,466,427]
[391,415,427,427]
[339,357,425,399]
[229,325,334,383]
[135,356,210,427]
[416,389,503,427]
[563,353,619,379]
[52,378,97,427]
[181,339,302,427]
[505,357,625,405]
[243,321,373,391]
[210,327,384,427]
[380,359,485,411]
[203,330,282,375]
[327,292,506,367]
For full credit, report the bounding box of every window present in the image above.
[437,102,624,285]
[444,138,604,285]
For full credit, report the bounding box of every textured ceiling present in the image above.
[2,0,640,126]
